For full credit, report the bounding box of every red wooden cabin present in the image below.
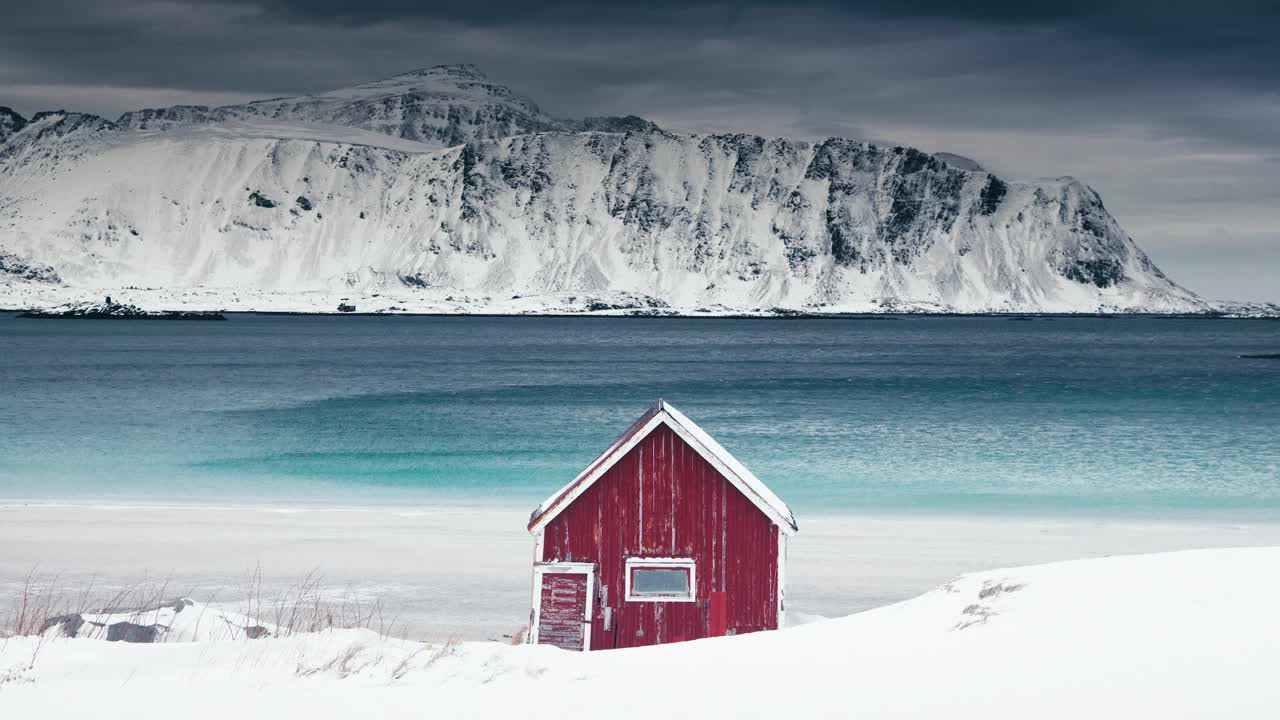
[527,400,798,651]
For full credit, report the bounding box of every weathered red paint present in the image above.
[538,423,781,650]
[537,573,588,651]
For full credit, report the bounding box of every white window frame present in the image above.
[529,561,595,650]
[624,557,696,603]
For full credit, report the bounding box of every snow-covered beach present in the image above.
[4,545,1278,718]
[5,502,1280,641]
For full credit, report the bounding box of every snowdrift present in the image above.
[2,546,1277,718]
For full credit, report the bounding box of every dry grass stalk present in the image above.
[242,565,404,639]
[3,566,403,642]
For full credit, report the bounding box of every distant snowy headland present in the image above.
[4,66,1272,316]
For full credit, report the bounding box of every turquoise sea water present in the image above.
[1,314,1277,518]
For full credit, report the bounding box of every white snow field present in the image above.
[2,546,1277,719]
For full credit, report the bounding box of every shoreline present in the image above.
[4,494,1279,525]
[6,503,1280,641]
[5,308,1279,319]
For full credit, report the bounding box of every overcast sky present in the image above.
[3,1,1276,301]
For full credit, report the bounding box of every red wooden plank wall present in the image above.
[541,425,779,650]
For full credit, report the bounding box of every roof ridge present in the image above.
[527,401,797,534]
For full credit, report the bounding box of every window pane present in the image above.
[632,568,690,596]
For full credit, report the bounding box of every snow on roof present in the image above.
[528,400,798,535]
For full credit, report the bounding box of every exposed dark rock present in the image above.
[768,307,815,317]
[0,111,118,166]
[1059,256,1126,288]
[18,297,226,320]
[105,622,159,643]
[38,598,271,643]
[978,175,1007,215]
[572,115,660,134]
[39,614,84,637]
[0,252,61,283]
[586,294,670,311]
[0,106,27,144]
[26,111,117,134]
[116,105,213,131]
[249,191,277,208]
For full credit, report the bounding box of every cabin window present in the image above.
[625,558,696,602]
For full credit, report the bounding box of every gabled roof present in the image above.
[527,400,798,535]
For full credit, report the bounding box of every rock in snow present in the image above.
[16,296,226,320]
[41,598,271,642]
[0,65,1218,314]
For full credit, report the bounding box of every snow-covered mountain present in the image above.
[0,65,1212,314]
[114,64,656,148]
[116,64,556,146]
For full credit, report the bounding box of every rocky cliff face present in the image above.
[0,66,1206,313]
[0,106,26,144]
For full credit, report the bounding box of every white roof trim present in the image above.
[528,401,798,535]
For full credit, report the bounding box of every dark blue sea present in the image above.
[2,314,1278,519]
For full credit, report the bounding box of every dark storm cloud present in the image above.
[207,0,1280,36]
[1,0,1277,300]
[6,1,1279,91]
[207,0,1280,82]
